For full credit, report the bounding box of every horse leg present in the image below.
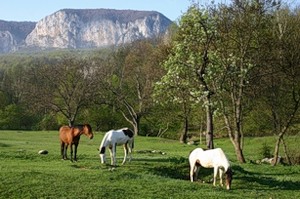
[128,141,133,162]
[61,142,65,159]
[190,161,200,182]
[64,144,68,160]
[74,143,78,162]
[99,147,106,164]
[219,168,224,186]
[108,146,114,166]
[70,143,73,162]
[122,143,128,165]
[111,144,116,166]
[213,167,219,186]
[190,164,195,182]
[195,165,201,182]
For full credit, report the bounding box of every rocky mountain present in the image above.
[0,20,36,53]
[0,9,172,53]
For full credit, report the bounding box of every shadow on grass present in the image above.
[232,165,300,190]
[147,158,300,191]
[145,156,214,181]
[134,157,175,163]
[0,142,11,147]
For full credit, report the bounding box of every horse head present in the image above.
[225,168,233,190]
[83,124,93,139]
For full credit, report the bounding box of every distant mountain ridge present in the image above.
[0,8,172,53]
[0,20,36,52]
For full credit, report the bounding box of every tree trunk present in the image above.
[272,134,282,166]
[272,101,299,166]
[223,110,246,163]
[132,115,140,136]
[232,136,246,163]
[68,119,74,127]
[282,137,292,165]
[180,116,188,143]
[121,101,141,135]
[205,96,214,149]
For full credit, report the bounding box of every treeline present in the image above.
[0,0,300,164]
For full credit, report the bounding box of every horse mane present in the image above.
[225,167,233,175]
[72,124,92,132]
[83,124,92,132]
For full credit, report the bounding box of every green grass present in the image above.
[0,131,300,198]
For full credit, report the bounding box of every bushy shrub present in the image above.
[260,142,272,158]
[287,149,300,165]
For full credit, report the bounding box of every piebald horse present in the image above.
[59,124,93,162]
[189,148,233,190]
[99,128,134,166]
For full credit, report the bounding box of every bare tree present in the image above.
[97,40,165,135]
[26,56,98,126]
[265,7,300,165]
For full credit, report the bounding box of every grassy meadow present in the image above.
[0,130,300,199]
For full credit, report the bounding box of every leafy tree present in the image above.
[206,0,281,163]
[156,5,217,148]
[0,104,36,130]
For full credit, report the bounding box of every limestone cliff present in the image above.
[25,9,172,49]
[0,9,172,53]
[0,20,36,53]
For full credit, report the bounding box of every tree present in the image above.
[254,6,300,165]
[271,7,300,165]
[207,0,281,163]
[0,63,28,104]
[156,5,217,148]
[26,56,98,126]
[96,40,165,135]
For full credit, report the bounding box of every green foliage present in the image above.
[243,107,273,136]
[35,113,59,130]
[155,5,217,105]
[0,91,9,109]
[260,142,272,159]
[82,105,127,131]
[288,149,300,165]
[0,104,36,130]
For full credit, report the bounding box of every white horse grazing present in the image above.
[189,148,233,190]
[99,128,134,166]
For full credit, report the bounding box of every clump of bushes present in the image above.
[260,142,272,159]
[287,149,300,165]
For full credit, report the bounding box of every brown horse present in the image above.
[59,124,93,162]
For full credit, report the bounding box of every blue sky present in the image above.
[0,0,194,22]
[1,0,299,22]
